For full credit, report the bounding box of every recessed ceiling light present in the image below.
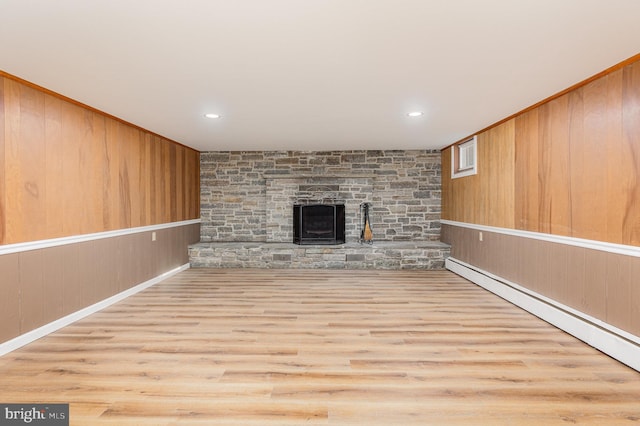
[204,113,221,119]
[407,111,424,117]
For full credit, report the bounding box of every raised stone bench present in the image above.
[189,241,450,270]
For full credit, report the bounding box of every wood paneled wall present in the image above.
[443,56,640,247]
[442,120,515,228]
[0,74,200,245]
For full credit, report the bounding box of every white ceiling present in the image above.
[1,0,640,152]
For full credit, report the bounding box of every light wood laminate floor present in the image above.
[1,269,639,425]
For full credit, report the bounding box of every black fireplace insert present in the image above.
[293,203,345,245]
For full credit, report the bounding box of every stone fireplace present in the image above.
[265,175,373,243]
[199,151,442,243]
[191,150,450,269]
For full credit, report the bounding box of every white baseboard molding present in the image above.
[0,263,190,357]
[446,257,640,372]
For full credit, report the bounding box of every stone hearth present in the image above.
[189,241,450,269]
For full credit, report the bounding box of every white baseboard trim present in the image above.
[0,263,190,357]
[446,257,640,372]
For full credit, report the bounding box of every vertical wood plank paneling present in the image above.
[126,126,142,228]
[537,101,553,234]
[149,135,159,225]
[567,88,585,239]
[462,174,478,224]
[0,71,201,346]
[195,151,201,218]
[186,150,193,220]
[131,127,143,228]
[0,77,6,245]
[139,133,151,225]
[4,80,21,242]
[445,57,640,247]
[440,148,452,220]
[483,129,498,226]
[514,109,539,231]
[84,110,106,234]
[574,79,607,241]
[189,149,200,220]
[162,139,172,223]
[475,132,490,224]
[157,138,166,223]
[118,122,132,229]
[152,136,165,223]
[44,96,65,238]
[605,69,625,244]
[176,146,184,221]
[61,101,85,235]
[541,96,572,236]
[4,81,47,244]
[103,117,121,231]
[1,74,199,244]
[441,58,640,344]
[490,121,515,228]
[621,61,640,245]
[169,143,178,222]
[183,148,192,221]
[442,120,514,227]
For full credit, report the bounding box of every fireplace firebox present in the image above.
[293,203,345,245]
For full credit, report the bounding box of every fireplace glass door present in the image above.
[293,204,345,245]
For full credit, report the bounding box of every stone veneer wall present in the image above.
[200,150,441,243]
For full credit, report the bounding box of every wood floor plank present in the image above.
[0,268,638,425]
